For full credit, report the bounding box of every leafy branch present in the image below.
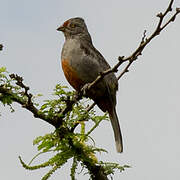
[0,69,126,179]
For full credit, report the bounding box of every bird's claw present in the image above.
[81,83,91,96]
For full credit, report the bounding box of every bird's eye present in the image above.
[70,23,76,28]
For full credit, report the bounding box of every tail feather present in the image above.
[109,108,123,153]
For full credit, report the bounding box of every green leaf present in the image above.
[0,67,6,73]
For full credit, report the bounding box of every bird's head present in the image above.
[57,17,91,41]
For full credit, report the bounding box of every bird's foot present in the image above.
[81,83,91,96]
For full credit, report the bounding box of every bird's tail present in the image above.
[108,107,123,153]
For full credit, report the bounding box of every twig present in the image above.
[86,102,96,112]
[141,30,147,44]
[117,0,180,79]
[9,74,32,105]
[84,56,124,92]
[118,61,132,80]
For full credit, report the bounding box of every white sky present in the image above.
[0,0,180,179]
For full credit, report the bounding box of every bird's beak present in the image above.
[57,25,65,32]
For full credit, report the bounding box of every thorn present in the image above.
[157,12,163,18]
[114,69,118,72]
[118,56,124,61]
[176,8,180,13]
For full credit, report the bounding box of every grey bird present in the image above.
[57,17,123,152]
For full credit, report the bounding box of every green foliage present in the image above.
[18,92,129,179]
[0,68,130,179]
[0,67,24,106]
[39,84,74,118]
[99,161,131,176]
[0,67,16,112]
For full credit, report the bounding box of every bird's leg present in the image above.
[81,83,91,97]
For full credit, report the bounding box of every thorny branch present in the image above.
[0,1,179,180]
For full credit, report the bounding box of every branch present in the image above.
[117,0,180,79]
[0,74,62,128]
[0,75,109,179]
[0,84,58,127]
[85,56,124,91]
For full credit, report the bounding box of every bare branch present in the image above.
[117,61,132,80]
[86,102,96,112]
[116,0,180,79]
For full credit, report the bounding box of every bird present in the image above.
[57,17,123,153]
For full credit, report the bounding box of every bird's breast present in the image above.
[61,58,85,91]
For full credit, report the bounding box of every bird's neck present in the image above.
[66,32,92,44]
